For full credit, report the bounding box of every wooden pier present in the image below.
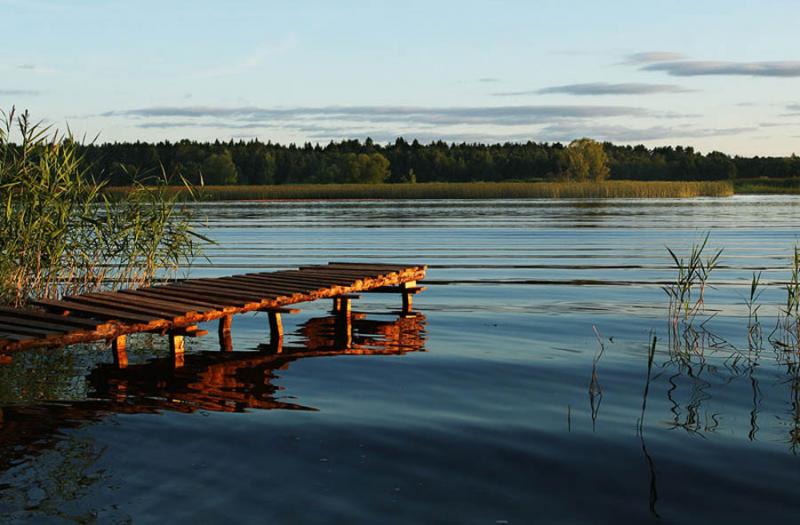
[0,262,426,363]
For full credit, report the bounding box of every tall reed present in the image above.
[662,233,722,327]
[770,246,800,350]
[745,272,764,350]
[0,108,206,307]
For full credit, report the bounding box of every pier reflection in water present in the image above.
[0,311,426,474]
[91,311,427,414]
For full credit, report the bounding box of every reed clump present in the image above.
[662,233,723,327]
[0,109,206,307]
[734,178,800,195]
[663,234,800,355]
[769,246,800,350]
[103,180,734,201]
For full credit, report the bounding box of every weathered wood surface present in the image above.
[0,262,426,353]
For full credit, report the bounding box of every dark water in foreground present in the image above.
[2,196,800,523]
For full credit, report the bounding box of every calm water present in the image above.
[1,195,800,523]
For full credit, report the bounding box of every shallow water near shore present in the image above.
[1,195,800,523]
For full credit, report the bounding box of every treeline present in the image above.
[77,138,800,185]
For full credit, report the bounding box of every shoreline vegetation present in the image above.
[0,109,204,307]
[104,180,736,201]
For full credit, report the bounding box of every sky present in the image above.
[1,0,799,155]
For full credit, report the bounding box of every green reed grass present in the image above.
[662,235,800,355]
[0,108,206,307]
[663,233,723,326]
[734,178,800,195]
[770,246,800,350]
[103,180,734,201]
[745,272,764,349]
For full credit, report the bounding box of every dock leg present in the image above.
[218,315,233,352]
[401,281,416,315]
[169,333,185,368]
[402,293,413,314]
[112,335,128,369]
[332,296,341,312]
[339,296,352,316]
[268,311,283,352]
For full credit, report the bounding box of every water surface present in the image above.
[1,195,799,523]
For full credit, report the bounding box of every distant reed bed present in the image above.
[734,178,800,194]
[104,181,734,201]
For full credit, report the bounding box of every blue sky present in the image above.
[1,0,799,155]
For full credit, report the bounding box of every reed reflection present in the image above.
[657,325,800,450]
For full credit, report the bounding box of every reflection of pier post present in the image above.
[80,311,427,419]
[334,311,353,349]
[332,294,358,349]
[112,335,128,368]
[268,311,283,352]
[169,333,185,368]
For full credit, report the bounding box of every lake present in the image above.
[1,195,799,523]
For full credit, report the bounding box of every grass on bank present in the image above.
[104,180,735,201]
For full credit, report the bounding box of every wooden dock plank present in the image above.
[0,315,80,333]
[62,294,190,319]
[208,279,321,296]
[0,306,104,328]
[296,268,376,279]
[0,322,62,337]
[180,277,306,294]
[230,275,336,291]
[166,283,279,304]
[325,263,413,272]
[177,278,316,298]
[123,288,234,310]
[31,299,164,323]
[253,273,363,286]
[245,273,359,287]
[0,331,33,341]
[92,291,216,315]
[225,275,327,288]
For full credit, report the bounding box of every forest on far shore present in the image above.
[77,137,800,186]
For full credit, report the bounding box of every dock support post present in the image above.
[268,311,283,352]
[112,335,128,369]
[402,293,413,314]
[339,296,352,316]
[169,333,185,368]
[333,295,356,315]
[218,315,233,352]
[401,281,416,314]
